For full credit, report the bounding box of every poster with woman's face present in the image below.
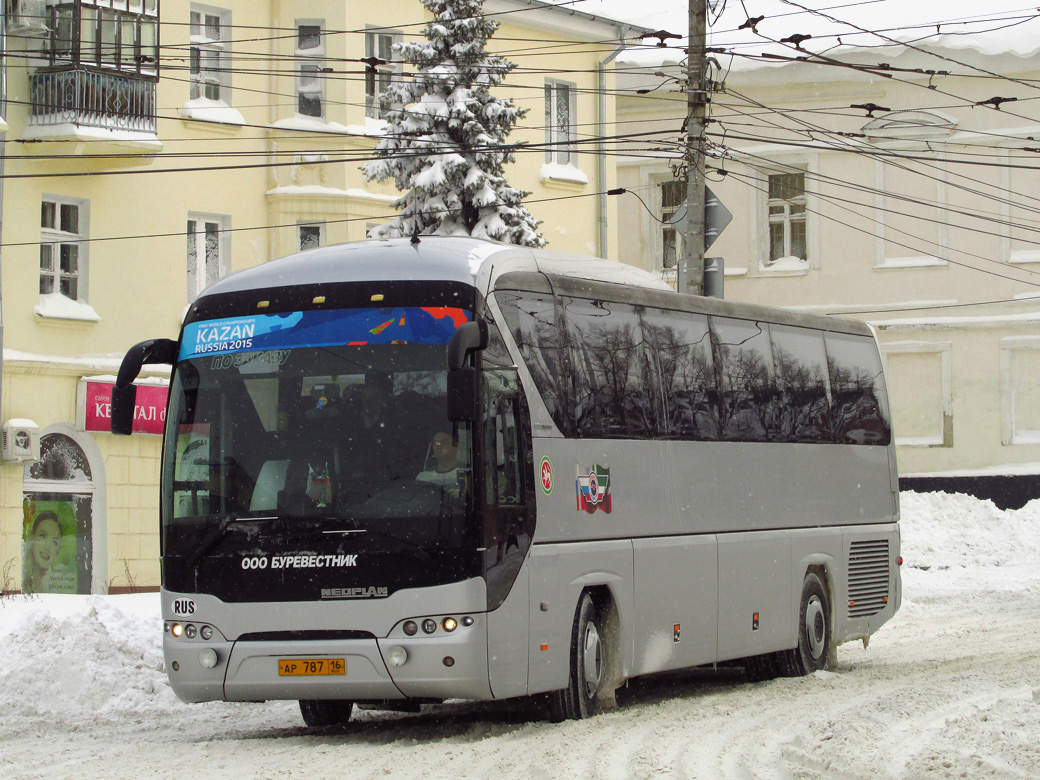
[22,500,80,594]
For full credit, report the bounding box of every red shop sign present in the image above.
[78,379,169,435]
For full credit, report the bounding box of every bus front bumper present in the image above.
[164,629,493,704]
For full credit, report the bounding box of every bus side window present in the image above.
[825,333,892,446]
[484,371,524,506]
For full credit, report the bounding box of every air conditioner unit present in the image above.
[2,419,41,462]
[6,0,49,37]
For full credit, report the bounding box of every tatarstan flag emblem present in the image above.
[576,464,612,514]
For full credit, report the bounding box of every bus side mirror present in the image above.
[446,320,488,422]
[447,320,488,371]
[112,338,178,435]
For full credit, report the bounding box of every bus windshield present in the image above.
[161,306,476,569]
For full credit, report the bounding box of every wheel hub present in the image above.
[804,594,826,660]
[582,622,602,698]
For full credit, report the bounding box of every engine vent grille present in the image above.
[848,539,890,618]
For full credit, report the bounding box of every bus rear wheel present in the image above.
[549,592,605,722]
[777,572,831,677]
[299,699,354,727]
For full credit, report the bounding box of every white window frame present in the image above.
[189,5,230,103]
[766,170,807,264]
[40,195,89,302]
[873,156,949,269]
[187,213,230,301]
[749,157,817,275]
[882,341,953,448]
[296,19,325,119]
[1001,336,1040,445]
[365,30,401,120]
[297,221,325,252]
[658,178,685,270]
[545,79,576,165]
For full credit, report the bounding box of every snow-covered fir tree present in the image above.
[361,0,545,247]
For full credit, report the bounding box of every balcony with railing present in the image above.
[30,67,157,134]
[26,0,160,139]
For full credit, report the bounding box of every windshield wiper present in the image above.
[186,515,278,568]
[322,524,431,561]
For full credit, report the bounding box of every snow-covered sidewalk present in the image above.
[1,491,1039,780]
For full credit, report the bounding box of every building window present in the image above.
[1001,341,1040,445]
[298,222,325,251]
[883,343,952,448]
[296,21,325,118]
[365,31,400,120]
[766,172,806,264]
[661,180,685,269]
[41,197,87,300]
[187,215,228,301]
[45,0,159,75]
[545,80,575,165]
[190,6,230,102]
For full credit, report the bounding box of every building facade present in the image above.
[616,41,1040,508]
[0,0,647,593]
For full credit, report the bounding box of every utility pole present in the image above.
[678,0,707,296]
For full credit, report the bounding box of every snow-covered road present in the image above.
[2,491,1039,780]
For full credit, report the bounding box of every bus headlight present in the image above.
[171,624,184,638]
[403,620,418,636]
[441,617,458,632]
[386,646,408,667]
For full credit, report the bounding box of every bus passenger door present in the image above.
[483,369,534,699]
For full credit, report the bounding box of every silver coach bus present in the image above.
[112,237,901,726]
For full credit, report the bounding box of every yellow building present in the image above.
[616,41,1040,508]
[0,0,648,593]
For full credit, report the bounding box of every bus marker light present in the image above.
[371,294,385,302]
[199,649,218,669]
[442,617,458,632]
[403,621,418,636]
[312,296,326,304]
[257,300,270,308]
[172,661,180,671]
[443,657,455,667]
[387,646,408,667]
[422,619,437,634]
[540,644,548,651]
[462,616,474,627]
[171,624,184,638]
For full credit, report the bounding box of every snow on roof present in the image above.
[610,0,1040,68]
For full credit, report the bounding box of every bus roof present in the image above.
[196,236,872,338]
[197,237,672,299]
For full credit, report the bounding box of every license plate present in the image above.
[278,658,345,676]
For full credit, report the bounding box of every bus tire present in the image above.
[743,652,778,682]
[777,572,831,677]
[299,699,354,727]
[548,592,605,722]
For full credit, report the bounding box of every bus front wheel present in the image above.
[549,592,605,722]
[777,572,831,677]
[299,699,354,727]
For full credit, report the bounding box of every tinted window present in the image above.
[643,308,719,440]
[496,291,575,436]
[771,324,833,443]
[562,297,648,438]
[711,318,779,442]
[825,332,892,446]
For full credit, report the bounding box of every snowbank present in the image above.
[1,491,1038,763]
